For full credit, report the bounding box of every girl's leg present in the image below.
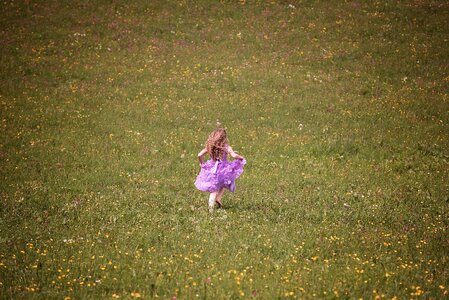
[208,192,217,210]
[216,188,225,208]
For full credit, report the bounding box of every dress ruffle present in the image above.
[194,158,246,193]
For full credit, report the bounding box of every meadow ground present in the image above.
[1,0,448,299]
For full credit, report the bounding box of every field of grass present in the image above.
[1,0,448,298]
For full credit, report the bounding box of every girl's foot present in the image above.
[215,200,223,208]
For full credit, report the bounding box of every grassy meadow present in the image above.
[1,0,448,298]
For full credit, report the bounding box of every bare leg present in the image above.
[208,192,217,212]
[216,188,225,208]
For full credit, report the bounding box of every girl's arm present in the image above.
[198,148,207,165]
[227,145,244,160]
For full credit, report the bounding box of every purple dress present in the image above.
[194,150,246,193]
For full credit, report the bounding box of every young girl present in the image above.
[194,128,246,211]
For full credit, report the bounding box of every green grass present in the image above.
[1,0,448,298]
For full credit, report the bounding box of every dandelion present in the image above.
[130,291,141,298]
[410,286,424,296]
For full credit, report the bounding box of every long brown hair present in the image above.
[205,128,228,161]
